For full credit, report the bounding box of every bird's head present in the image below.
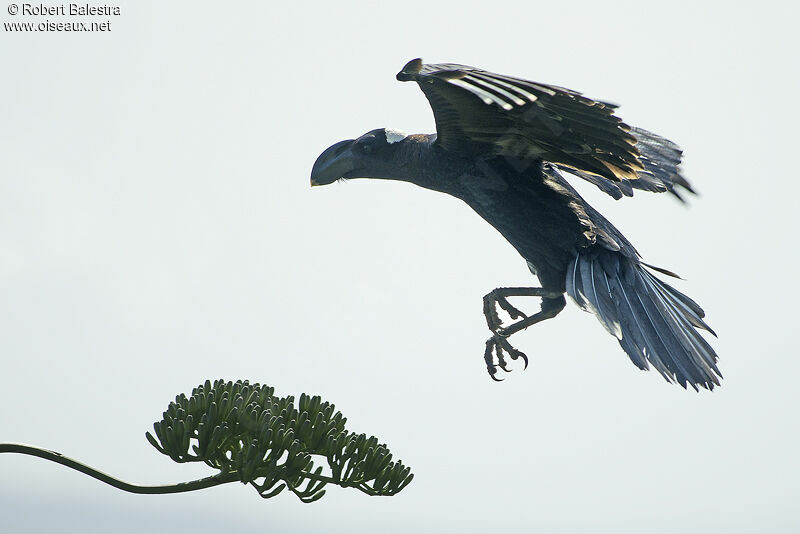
[310,128,411,186]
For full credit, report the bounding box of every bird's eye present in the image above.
[359,142,374,154]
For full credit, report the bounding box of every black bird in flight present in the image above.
[311,58,721,390]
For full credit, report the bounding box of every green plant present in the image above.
[0,379,413,503]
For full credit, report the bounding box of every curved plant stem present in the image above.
[0,443,240,494]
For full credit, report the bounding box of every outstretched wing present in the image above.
[397,59,693,198]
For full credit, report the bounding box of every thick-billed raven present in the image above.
[311,58,721,390]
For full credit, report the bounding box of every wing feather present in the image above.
[397,59,696,199]
[397,59,643,183]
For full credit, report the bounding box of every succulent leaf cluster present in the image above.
[146,379,413,502]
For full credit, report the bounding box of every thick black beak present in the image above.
[310,140,357,186]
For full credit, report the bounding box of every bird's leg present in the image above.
[483,287,563,333]
[483,292,566,380]
[496,295,566,337]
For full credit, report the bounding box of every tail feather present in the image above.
[605,271,663,374]
[642,274,721,378]
[567,251,721,390]
[574,255,622,338]
[608,262,687,384]
[643,268,717,336]
[622,262,700,387]
[632,272,710,389]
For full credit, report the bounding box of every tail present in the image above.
[565,250,721,390]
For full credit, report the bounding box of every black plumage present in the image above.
[311,59,721,390]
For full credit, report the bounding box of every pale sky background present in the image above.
[1,1,798,532]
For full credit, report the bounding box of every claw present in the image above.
[493,335,530,370]
[497,296,527,321]
[484,329,531,380]
[517,350,529,370]
[484,337,511,380]
[489,371,504,382]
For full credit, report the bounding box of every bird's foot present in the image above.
[484,334,529,381]
[497,296,527,321]
[483,290,528,333]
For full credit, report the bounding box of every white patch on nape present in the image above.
[384,128,408,144]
